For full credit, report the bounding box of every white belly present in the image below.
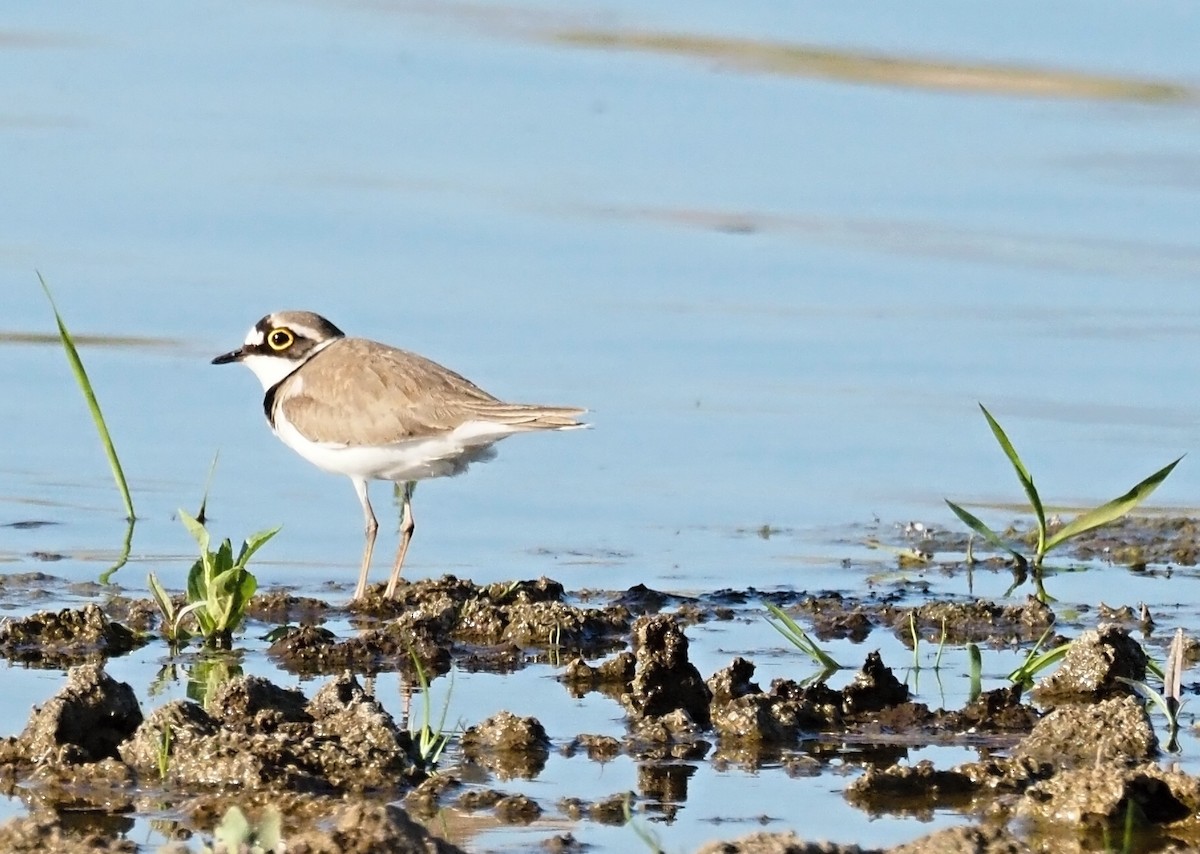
[272,414,514,482]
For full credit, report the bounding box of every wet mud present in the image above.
[2,517,1200,851]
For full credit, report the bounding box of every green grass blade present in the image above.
[944,499,1027,565]
[979,405,1045,549]
[196,451,220,525]
[1044,455,1183,550]
[1007,630,1070,683]
[38,273,135,521]
[765,602,841,670]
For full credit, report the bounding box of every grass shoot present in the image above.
[38,273,135,521]
[157,720,172,781]
[39,274,136,582]
[946,404,1181,569]
[408,650,454,771]
[1008,627,1071,685]
[765,602,841,672]
[967,643,982,703]
[1119,628,1188,751]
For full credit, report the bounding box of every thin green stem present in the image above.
[38,273,135,521]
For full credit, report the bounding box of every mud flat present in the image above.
[2,517,1200,852]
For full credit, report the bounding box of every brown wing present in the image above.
[278,337,584,446]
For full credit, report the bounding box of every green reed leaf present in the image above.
[38,273,135,521]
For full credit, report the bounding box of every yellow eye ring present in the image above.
[268,328,294,351]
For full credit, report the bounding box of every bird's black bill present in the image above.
[212,348,246,365]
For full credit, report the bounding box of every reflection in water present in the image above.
[0,331,176,349]
[585,206,1200,283]
[552,30,1190,102]
[638,761,696,806]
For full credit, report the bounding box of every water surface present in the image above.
[2,1,1199,850]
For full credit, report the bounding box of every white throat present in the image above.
[237,326,338,392]
[242,353,304,392]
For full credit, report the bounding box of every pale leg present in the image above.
[352,477,378,601]
[384,480,416,598]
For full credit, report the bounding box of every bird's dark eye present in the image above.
[268,328,294,351]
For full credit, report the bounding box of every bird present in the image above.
[212,310,586,601]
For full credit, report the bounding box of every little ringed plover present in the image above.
[213,310,586,601]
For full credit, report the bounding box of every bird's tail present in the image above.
[467,402,588,430]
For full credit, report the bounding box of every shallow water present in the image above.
[2,1,1200,851]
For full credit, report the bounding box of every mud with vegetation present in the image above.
[3,517,1200,852]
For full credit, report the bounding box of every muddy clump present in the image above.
[269,619,452,677]
[1012,694,1157,770]
[462,711,551,780]
[123,671,412,792]
[1016,764,1196,830]
[841,691,1198,845]
[245,591,330,625]
[889,824,1028,854]
[945,684,1037,733]
[882,596,1055,646]
[270,574,630,675]
[705,662,840,738]
[845,760,975,815]
[1030,625,1148,702]
[709,653,916,746]
[0,663,142,765]
[561,650,636,697]
[0,604,140,667]
[621,614,712,728]
[1066,514,1200,567]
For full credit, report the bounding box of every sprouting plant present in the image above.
[547,621,565,667]
[908,612,920,670]
[147,572,203,649]
[408,651,454,771]
[204,805,283,854]
[495,580,523,603]
[157,720,172,781]
[180,509,279,649]
[765,602,841,672]
[1008,627,1071,685]
[945,404,1181,570]
[967,643,983,703]
[1164,627,1186,717]
[1119,628,1188,752]
[934,618,947,670]
[39,273,136,581]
